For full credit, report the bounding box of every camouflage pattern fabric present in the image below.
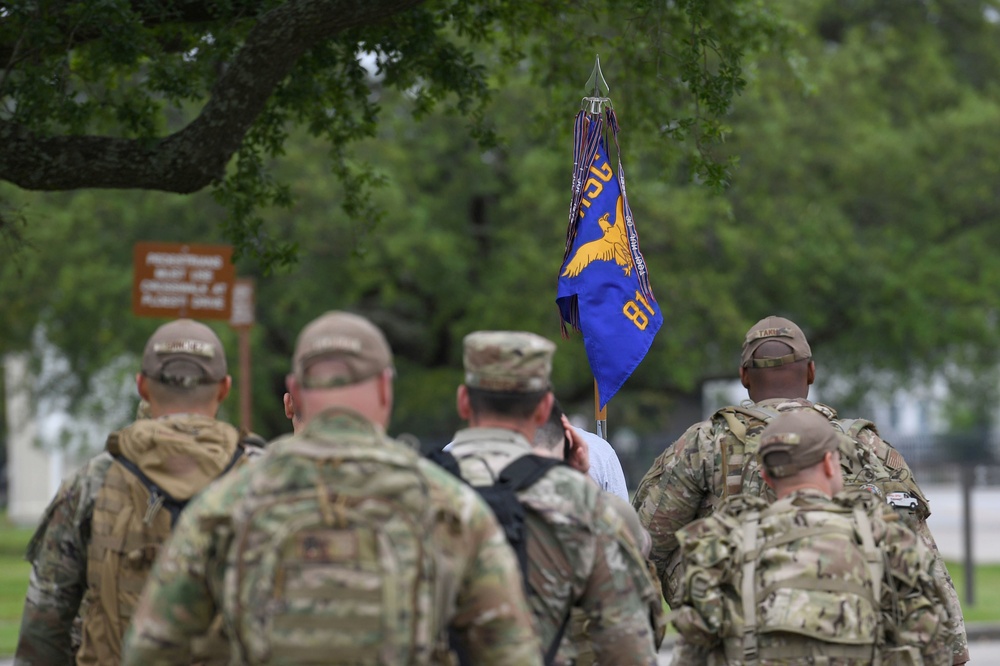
[121,409,543,666]
[632,397,968,663]
[670,490,952,666]
[15,453,114,666]
[14,415,250,666]
[449,427,661,666]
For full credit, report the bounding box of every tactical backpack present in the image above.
[226,436,455,665]
[714,401,928,516]
[428,450,568,665]
[78,426,246,666]
[730,499,884,665]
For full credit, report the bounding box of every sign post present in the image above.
[229,279,256,434]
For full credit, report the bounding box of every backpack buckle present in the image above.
[742,628,758,662]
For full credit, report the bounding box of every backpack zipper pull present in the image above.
[145,490,165,525]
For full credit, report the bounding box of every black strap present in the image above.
[497,454,564,492]
[498,456,569,665]
[545,609,573,664]
[113,446,244,527]
[429,450,566,664]
[427,449,463,477]
[427,449,563,489]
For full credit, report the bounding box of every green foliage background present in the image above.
[2,0,1000,464]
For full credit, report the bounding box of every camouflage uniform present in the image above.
[672,490,952,665]
[450,427,661,665]
[14,414,251,666]
[122,410,544,666]
[632,398,967,662]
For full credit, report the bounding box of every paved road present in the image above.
[923,482,1000,564]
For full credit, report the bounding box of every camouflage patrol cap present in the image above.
[293,311,393,389]
[141,319,227,387]
[740,315,812,368]
[463,331,555,392]
[758,409,843,478]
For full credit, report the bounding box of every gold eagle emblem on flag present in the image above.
[561,194,634,278]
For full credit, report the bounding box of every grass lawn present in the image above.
[946,560,1000,624]
[0,517,34,656]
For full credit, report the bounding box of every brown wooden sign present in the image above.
[132,242,235,319]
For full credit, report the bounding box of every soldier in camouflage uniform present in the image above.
[122,311,542,666]
[672,409,952,665]
[15,319,259,666]
[633,316,967,664]
[448,331,662,665]
[533,399,664,666]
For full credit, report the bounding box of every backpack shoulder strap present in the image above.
[111,454,186,526]
[740,509,761,666]
[838,417,879,440]
[112,446,244,527]
[495,455,567,666]
[497,454,564,491]
[715,406,779,501]
[852,504,884,666]
[427,449,464,479]
[429,451,566,665]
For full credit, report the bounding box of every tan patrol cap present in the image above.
[463,331,555,393]
[758,409,843,478]
[293,311,393,388]
[141,319,227,387]
[740,315,812,369]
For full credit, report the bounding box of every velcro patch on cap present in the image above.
[747,326,792,341]
[304,336,362,357]
[762,432,801,446]
[153,340,215,358]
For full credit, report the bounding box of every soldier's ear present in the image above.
[456,385,473,420]
[216,376,232,402]
[532,392,555,427]
[807,361,815,386]
[286,374,301,409]
[136,373,150,400]
[376,367,393,409]
[760,466,776,490]
[739,366,750,389]
[822,450,838,478]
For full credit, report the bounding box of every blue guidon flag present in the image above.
[557,108,662,409]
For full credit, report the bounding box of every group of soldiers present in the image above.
[12,311,967,665]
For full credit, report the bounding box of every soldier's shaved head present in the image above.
[739,340,815,402]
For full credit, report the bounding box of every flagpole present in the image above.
[586,56,611,441]
[594,378,608,440]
